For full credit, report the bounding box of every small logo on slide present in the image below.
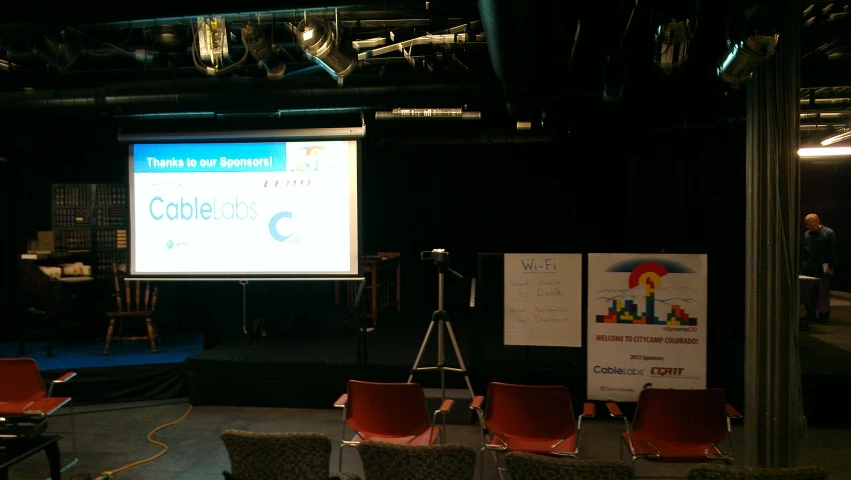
[268,211,295,242]
[166,240,174,249]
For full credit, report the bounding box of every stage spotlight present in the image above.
[242,21,285,78]
[295,16,356,79]
[197,16,229,69]
[717,32,779,86]
[654,19,693,74]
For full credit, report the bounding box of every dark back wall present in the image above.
[0,113,747,407]
[801,160,851,293]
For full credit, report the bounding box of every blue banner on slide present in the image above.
[133,143,288,173]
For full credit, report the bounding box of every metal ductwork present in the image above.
[477,0,554,119]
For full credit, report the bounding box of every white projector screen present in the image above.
[128,139,361,278]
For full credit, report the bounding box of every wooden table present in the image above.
[0,434,61,480]
[335,255,401,327]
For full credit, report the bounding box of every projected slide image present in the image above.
[130,140,359,276]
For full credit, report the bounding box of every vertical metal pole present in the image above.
[438,270,445,401]
[438,270,447,442]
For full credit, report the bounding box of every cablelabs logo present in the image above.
[149,196,258,221]
[593,365,645,376]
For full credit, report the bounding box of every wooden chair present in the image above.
[103,262,159,355]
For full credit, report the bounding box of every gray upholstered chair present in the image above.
[357,440,478,480]
[686,464,829,480]
[505,451,634,480]
[221,430,360,480]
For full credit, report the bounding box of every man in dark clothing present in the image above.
[801,213,837,322]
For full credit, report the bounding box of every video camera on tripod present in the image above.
[420,248,450,264]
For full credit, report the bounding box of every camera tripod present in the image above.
[409,250,477,421]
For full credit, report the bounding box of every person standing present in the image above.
[801,213,837,322]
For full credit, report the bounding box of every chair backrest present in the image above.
[505,452,634,480]
[345,380,431,437]
[112,262,157,313]
[0,358,46,403]
[221,430,333,480]
[358,440,477,480]
[632,388,729,444]
[484,382,577,440]
[686,464,829,480]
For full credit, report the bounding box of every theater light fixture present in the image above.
[654,19,693,74]
[242,21,285,78]
[197,17,229,69]
[821,129,851,146]
[717,32,779,86]
[295,16,357,79]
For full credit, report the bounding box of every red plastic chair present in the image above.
[607,387,742,473]
[333,380,453,471]
[0,357,78,468]
[471,382,595,479]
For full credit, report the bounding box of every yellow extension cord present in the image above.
[96,404,193,480]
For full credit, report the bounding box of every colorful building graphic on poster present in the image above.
[586,254,707,402]
[596,261,698,326]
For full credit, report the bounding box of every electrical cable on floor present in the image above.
[95,404,193,480]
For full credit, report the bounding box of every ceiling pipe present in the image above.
[0,76,505,115]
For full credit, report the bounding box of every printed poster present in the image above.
[503,253,583,347]
[587,253,708,401]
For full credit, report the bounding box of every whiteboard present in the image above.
[503,253,583,347]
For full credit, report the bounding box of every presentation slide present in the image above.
[128,140,360,277]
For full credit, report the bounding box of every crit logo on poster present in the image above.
[650,367,686,377]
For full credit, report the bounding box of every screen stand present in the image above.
[408,260,479,436]
[240,280,267,346]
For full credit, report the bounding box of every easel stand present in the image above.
[408,260,479,436]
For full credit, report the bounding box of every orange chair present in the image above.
[0,357,78,469]
[470,382,595,479]
[607,388,742,473]
[333,380,453,471]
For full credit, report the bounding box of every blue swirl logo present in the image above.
[268,211,294,242]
